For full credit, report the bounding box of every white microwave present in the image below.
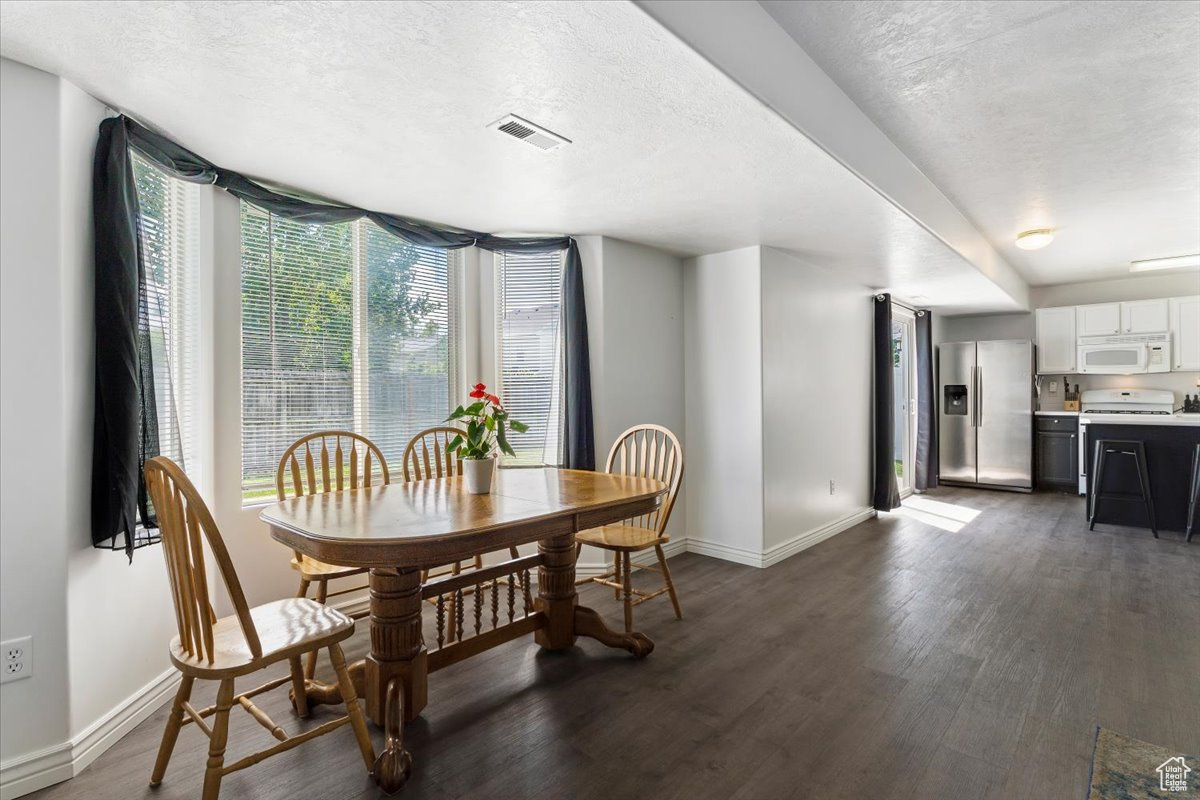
[1076,333,1170,374]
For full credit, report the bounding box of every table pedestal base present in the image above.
[574,605,654,657]
[293,533,654,794]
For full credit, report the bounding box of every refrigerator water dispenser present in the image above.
[944,384,969,415]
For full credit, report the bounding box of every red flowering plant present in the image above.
[445,383,529,460]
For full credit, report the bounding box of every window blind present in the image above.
[496,250,564,467]
[240,206,457,500]
[132,153,201,479]
[363,223,458,465]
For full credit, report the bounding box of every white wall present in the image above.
[582,236,686,541]
[1031,272,1200,308]
[683,247,764,561]
[0,57,72,770]
[936,312,1034,344]
[682,246,876,566]
[0,60,182,798]
[760,248,873,554]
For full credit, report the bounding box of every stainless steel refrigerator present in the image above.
[938,339,1033,490]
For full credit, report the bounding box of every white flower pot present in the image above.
[462,457,495,494]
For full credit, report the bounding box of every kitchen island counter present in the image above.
[1082,420,1200,533]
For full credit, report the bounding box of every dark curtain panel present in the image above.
[914,310,938,491]
[91,117,161,557]
[872,294,901,511]
[559,241,595,470]
[92,115,596,554]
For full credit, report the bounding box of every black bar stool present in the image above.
[1089,439,1157,538]
[1187,443,1199,544]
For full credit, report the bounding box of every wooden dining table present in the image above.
[260,467,666,791]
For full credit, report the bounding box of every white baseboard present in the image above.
[685,508,875,569]
[683,537,763,567]
[759,508,875,568]
[0,667,180,800]
[0,742,72,800]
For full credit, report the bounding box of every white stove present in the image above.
[1079,388,1175,416]
[1076,389,1176,494]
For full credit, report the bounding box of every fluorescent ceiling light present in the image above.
[1130,254,1200,272]
[1015,229,1054,250]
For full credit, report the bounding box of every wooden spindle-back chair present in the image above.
[403,426,522,636]
[144,456,374,800]
[575,424,685,632]
[401,425,465,482]
[276,431,389,677]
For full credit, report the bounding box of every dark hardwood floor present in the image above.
[31,487,1199,800]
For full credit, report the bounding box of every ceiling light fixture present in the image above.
[1129,253,1200,272]
[1015,229,1054,250]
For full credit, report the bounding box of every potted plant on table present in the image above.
[445,383,529,494]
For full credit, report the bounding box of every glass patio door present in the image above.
[891,308,917,496]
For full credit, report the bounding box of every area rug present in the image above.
[1087,727,1197,798]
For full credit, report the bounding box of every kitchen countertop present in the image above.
[1035,410,1079,416]
[1078,412,1200,427]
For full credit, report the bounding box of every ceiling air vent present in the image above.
[488,114,571,151]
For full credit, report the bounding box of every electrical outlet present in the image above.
[1,636,32,684]
[829,480,836,495]
[1049,381,1058,394]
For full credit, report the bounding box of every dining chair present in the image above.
[276,430,389,678]
[144,456,374,800]
[403,426,522,637]
[575,424,684,632]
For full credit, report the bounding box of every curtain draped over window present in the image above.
[913,310,938,491]
[92,114,594,556]
[872,294,902,511]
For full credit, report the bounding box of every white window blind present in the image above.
[495,250,564,467]
[132,153,201,476]
[240,205,458,501]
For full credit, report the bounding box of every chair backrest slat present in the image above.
[604,424,684,534]
[146,456,262,664]
[319,437,331,492]
[403,427,466,482]
[185,502,216,656]
[335,437,345,491]
[289,455,303,497]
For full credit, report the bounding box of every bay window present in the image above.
[240,205,458,501]
[494,250,565,467]
[132,153,201,492]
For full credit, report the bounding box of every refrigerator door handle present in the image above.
[976,366,982,427]
[970,366,979,427]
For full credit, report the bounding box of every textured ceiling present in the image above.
[761,0,1200,287]
[0,0,1021,312]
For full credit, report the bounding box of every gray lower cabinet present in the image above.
[1035,415,1078,489]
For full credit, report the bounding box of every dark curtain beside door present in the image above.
[872,294,901,511]
[914,310,938,491]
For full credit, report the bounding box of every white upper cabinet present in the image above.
[1076,303,1121,337]
[1120,298,1169,334]
[1169,295,1200,371]
[1035,306,1076,374]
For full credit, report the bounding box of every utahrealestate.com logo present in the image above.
[1156,756,1192,793]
